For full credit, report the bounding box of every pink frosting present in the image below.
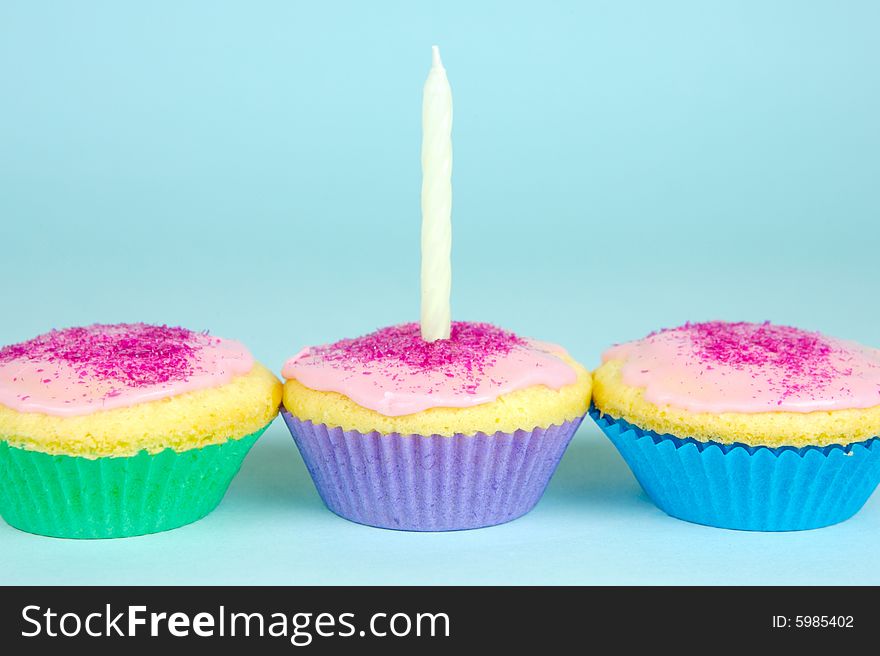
[0,323,254,417]
[281,322,578,416]
[603,321,880,413]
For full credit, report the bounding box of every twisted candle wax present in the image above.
[420,45,453,342]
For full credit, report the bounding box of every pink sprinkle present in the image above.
[0,323,205,388]
[303,322,527,396]
[657,321,845,401]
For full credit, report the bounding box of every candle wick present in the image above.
[431,45,443,69]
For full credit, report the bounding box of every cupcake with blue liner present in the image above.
[0,323,281,538]
[281,321,591,531]
[591,321,880,531]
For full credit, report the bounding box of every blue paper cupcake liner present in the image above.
[281,408,584,532]
[590,406,880,531]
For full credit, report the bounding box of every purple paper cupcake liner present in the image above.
[281,408,584,531]
[590,406,880,531]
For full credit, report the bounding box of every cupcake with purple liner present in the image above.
[279,47,590,530]
[280,321,591,531]
[591,321,880,531]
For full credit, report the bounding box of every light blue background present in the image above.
[1,1,879,584]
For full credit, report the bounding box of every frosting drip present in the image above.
[0,323,254,416]
[603,321,880,413]
[282,322,577,416]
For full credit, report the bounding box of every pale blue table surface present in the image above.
[1,1,878,585]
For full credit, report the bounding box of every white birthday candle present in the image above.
[420,45,453,342]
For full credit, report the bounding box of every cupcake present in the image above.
[0,323,281,538]
[591,321,880,531]
[280,321,591,531]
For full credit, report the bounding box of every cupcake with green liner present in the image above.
[591,321,880,531]
[0,323,281,538]
[281,321,591,531]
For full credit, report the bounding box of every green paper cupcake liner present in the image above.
[0,423,269,539]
